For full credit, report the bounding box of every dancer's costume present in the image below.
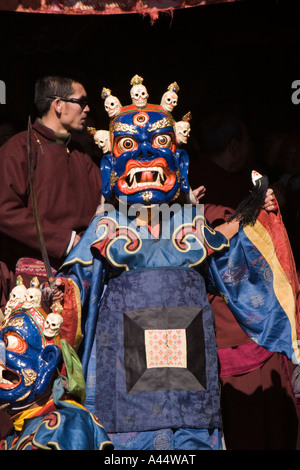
[0,382,112,450]
[58,77,300,450]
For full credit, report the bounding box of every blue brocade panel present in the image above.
[94,267,222,433]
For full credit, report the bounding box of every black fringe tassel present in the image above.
[228,175,269,227]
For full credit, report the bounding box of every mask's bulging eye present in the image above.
[3,332,27,354]
[152,133,173,149]
[114,136,138,157]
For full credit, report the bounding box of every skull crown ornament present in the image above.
[2,276,63,340]
[130,75,149,108]
[4,275,26,317]
[160,82,179,112]
[22,276,42,309]
[43,302,64,339]
[101,87,122,118]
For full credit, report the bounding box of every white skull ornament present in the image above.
[130,75,148,108]
[94,130,111,154]
[101,87,122,118]
[160,82,179,113]
[43,302,63,338]
[4,276,26,317]
[44,313,63,338]
[175,112,192,145]
[22,277,42,309]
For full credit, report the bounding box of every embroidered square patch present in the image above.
[123,306,206,393]
[145,329,187,368]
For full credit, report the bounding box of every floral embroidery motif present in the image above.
[145,329,187,368]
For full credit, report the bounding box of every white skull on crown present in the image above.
[44,313,63,338]
[160,82,179,112]
[175,112,192,145]
[4,275,27,317]
[101,87,122,118]
[130,75,149,108]
[43,302,64,338]
[94,130,111,154]
[23,277,42,309]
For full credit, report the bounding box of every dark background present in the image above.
[0,0,300,171]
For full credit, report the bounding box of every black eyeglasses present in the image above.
[49,95,89,109]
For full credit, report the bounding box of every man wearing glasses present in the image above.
[0,76,102,313]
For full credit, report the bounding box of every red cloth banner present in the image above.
[0,0,239,20]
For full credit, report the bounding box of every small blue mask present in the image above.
[0,309,61,412]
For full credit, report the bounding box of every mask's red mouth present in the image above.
[0,364,21,390]
[117,158,177,194]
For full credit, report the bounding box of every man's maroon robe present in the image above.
[0,119,102,308]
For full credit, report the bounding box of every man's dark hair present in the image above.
[34,76,80,116]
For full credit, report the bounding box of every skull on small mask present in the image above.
[4,280,27,317]
[44,313,63,338]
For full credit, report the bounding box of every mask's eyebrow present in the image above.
[112,123,138,134]
[147,117,175,133]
